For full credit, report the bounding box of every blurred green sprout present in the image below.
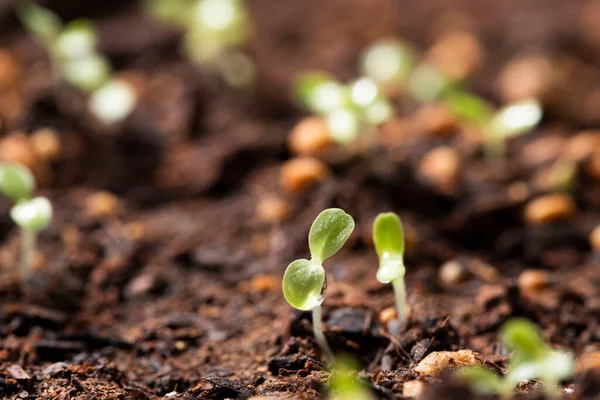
[329,355,374,400]
[17,1,137,124]
[360,39,416,89]
[294,73,394,144]
[0,163,52,278]
[282,208,355,360]
[372,212,407,324]
[459,318,574,398]
[147,0,254,88]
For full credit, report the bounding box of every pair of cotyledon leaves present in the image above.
[282,209,406,311]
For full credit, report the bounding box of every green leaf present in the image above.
[373,212,404,261]
[16,0,63,44]
[294,72,346,114]
[360,39,416,86]
[282,259,325,310]
[489,99,542,139]
[308,208,355,263]
[0,162,35,202]
[407,63,452,103]
[458,366,503,395]
[329,354,373,400]
[55,19,97,60]
[501,318,547,362]
[443,89,493,125]
[10,196,52,232]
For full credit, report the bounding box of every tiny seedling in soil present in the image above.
[372,212,407,324]
[0,163,52,278]
[459,318,574,398]
[328,354,374,400]
[282,208,355,360]
[294,72,394,144]
[16,1,137,124]
[146,0,254,88]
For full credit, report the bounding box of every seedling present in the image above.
[329,355,374,400]
[282,208,355,360]
[146,0,254,88]
[459,318,574,397]
[294,73,394,144]
[372,212,407,324]
[360,39,416,91]
[17,1,137,124]
[0,163,52,278]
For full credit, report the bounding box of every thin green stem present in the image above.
[20,228,36,278]
[392,278,407,324]
[312,305,333,361]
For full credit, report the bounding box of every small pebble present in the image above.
[497,55,553,102]
[379,306,397,324]
[256,196,291,223]
[0,49,20,89]
[414,350,480,377]
[84,191,122,220]
[288,116,332,155]
[30,128,61,161]
[427,30,483,80]
[402,380,425,398]
[415,103,458,137]
[564,131,600,162]
[590,225,600,251]
[577,351,600,374]
[518,269,551,292]
[0,132,39,171]
[280,157,330,194]
[418,146,461,193]
[439,259,465,285]
[249,274,279,293]
[524,194,576,225]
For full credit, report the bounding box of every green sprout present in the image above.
[282,208,355,360]
[294,73,394,144]
[360,39,416,90]
[329,355,374,400]
[372,212,407,324]
[0,163,52,278]
[147,0,254,88]
[16,2,137,124]
[459,318,575,398]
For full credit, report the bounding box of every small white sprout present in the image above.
[88,79,138,125]
[350,77,379,107]
[490,99,543,139]
[361,39,415,85]
[54,23,97,60]
[61,55,111,92]
[326,108,360,144]
[311,82,346,114]
[364,97,394,125]
[10,197,52,232]
[196,0,238,31]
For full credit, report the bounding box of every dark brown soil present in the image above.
[0,0,599,399]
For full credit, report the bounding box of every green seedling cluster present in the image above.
[460,318,574,397]
[360,38,543,157]
[0,163,52,278]
[147,0,254,88]
[294,72,395,144]
[17,1,137,125]
[328,355,374,400]
[282,208,355,360]
[372,212,407,324]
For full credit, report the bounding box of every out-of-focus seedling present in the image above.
[294,73,394,144]
[372,212,407,324]
[17,1,137,124]
[360,39,416,92]
[282,208,355,360]
[486,99,543,157]
[459,318,574,398]
[0,163,52,278]
[329,355,374,400]
[147,0,254,88]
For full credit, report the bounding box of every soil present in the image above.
[0,0,599,399]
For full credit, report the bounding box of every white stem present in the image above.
[312,305,334,361]
[20,228,36,278]
[392,279,407,324]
